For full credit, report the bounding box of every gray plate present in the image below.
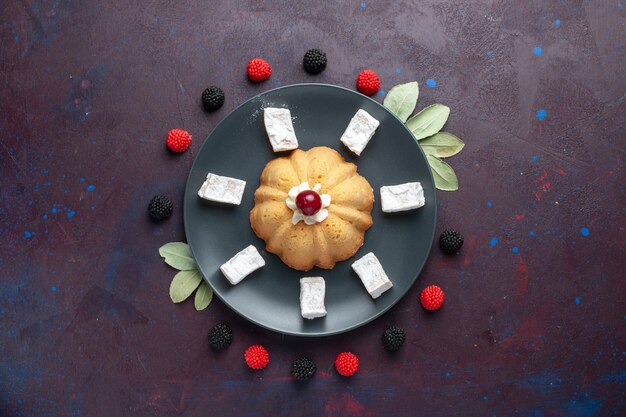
[184,84,436,336]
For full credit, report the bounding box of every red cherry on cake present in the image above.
[295,190,322,216]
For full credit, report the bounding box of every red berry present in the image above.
[295,190,322,216]
[247,58,272,82]
[335,351,359,377]
[356,70,380,95]
[244,345,269,370]
[166,129,192,153]
[420,285,445,311]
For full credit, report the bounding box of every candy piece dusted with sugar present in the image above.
[299,277,327,319]
[380,182,425,213]
[351,252,393,299]
[339,109,379,156]
[198,173,246,205]
[264,107,299,152]
[220,245,265,285]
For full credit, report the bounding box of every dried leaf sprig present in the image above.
[159,242,213,311]
[384,82,464,191]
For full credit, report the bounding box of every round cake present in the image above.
[250,146,374,271]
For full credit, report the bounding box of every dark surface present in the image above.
[1,1,624,416]
[184,84,436,336]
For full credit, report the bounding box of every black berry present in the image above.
[382,325,406,352]
[148,195,173,220]
[201,86,225,112]
[439,230,464,254]
[303,49,327,75]
[291,356,317,381]
[208,323,233,350]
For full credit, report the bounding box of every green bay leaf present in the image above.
[406,104,450,140]
[169,269,203,303]
[383,81,419,123]
[427,154,459,191]
[419,132,465,158]
[159,242,197,271]
[194,281,213,311]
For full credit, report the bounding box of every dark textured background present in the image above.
[1,1,624,416]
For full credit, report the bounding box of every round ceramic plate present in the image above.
[184,84,436,336]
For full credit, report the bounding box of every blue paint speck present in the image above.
[24,231,33,239]
[490,237,498,247]
[537,109,547,121]
[530,231,536,236]
[67,211,76,218]
[575,296,581,305]
[426,78,437,88]
[79,178,85,183]
[12,31,20,41]
[619,2,623,8]
[395,69,401,74]
[445,371,453,378]
[28,200,33,205]
[43,214,48,219]
[87,185,95,192]
[487,201,493,207]
[554,19,561,26]
[360,2,366,10]
[512,246,519,253]
[532,155,539,161]
[378,90,385,96]
[170,29,176,36]
[486,51,492,56]
[580,227,590,237]
[51,208,58,214]
[534,46,543,56]
[51,286,57,292]
[483,395,488,401]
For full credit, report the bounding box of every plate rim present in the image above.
[184,82,437,337]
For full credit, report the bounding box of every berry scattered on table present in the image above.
[247,58,272,82]
[439,229,464,254]
[382,325,406,352]
[208,323,233,350]
[244,345,270,370]
[303,49,327,74]
[201,86,225,112]
[148,195,173,220]
[291,356,317,381]
[166,129,192,153]
[420,285,445,311]
[356,70,380,95]
[335,351,359,376]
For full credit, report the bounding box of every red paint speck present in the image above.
[324,393,374,417]
[553,167,567,176]
[515,256,528,295]
[514,214,526,221]
[536,170,549,182]
[534,171,552,200]
[463,234,479,266]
